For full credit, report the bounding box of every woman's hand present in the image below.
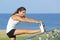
[36,20,43,24]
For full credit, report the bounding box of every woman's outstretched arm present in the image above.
[11,15,42,24]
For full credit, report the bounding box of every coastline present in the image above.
[0,30,7,38]
[0,29,60,37]
[0,29,60,40]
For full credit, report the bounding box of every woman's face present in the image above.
[19,10,26,16]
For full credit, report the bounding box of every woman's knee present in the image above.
[10,38,15,40]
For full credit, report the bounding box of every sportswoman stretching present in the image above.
[6,7,44,40]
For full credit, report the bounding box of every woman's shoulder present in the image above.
[11,14,19,20]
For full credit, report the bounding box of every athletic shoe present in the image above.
[40,23,44,33]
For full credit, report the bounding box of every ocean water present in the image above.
[0,13,60,31]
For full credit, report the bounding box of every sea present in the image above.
[0,13,60,31]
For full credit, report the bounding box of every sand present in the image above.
[0,30,7,38]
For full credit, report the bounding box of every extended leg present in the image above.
[14,29,41,35]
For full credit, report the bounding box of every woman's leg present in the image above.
[9,38,16,40]
[9,29,41,40]
[14,29,41,35]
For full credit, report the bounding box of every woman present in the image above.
[6,7,44,40]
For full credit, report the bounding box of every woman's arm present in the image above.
[12,15,42,24]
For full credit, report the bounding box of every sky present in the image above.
[0,0,60,14]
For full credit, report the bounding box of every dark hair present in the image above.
[12,7,26,15]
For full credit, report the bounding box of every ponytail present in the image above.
[11,7,26,16]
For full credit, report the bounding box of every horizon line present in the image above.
[0,13,60,14]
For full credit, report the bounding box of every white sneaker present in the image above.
[40,23,44,33]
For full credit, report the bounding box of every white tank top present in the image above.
[6,17,19,33]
